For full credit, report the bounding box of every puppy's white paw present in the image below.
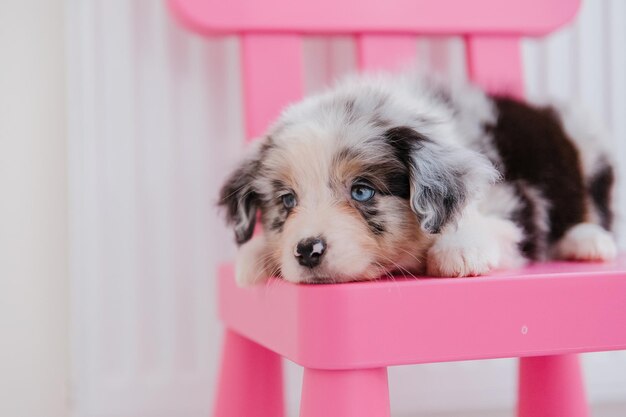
[554,223,617,262]
[234,235,271,286]
[426,216,524,278]
[427,241,499,277]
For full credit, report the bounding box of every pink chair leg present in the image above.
[518,354,589,417]
[213,329,284,417]
[299,367,390,417]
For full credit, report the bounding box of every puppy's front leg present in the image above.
[235,234,273,286]
[426,206,525,277]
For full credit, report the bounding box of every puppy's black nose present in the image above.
[295,237,326,268]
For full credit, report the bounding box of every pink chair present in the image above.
[169,1,626,416]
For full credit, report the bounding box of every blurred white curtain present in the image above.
[1,1,69,417]
[66,1,626,416]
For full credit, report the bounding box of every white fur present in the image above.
[551,101,614,176]
[554,101,617,226]
[554,223,617,262]
[427,205,526,277]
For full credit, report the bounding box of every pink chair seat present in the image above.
[219,257,626,370]
[211,256,626,417]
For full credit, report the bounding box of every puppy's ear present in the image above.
[385,126,498,234]
[219,140,268,245]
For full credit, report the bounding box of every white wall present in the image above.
[65,1,626,417]
[0,1,69,417]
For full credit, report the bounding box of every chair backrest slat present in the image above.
[241,34,304,140]
[465,35,525,98]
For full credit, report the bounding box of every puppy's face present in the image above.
[220,86,496,283]
[255,124,428,283]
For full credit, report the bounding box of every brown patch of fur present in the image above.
[489,97,587,242]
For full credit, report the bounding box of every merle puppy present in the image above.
[220,73,617,285]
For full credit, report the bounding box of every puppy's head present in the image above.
[220,83,496,283]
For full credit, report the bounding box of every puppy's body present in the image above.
[220,73,617,285]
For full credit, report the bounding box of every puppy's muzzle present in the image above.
[294,237,326,268]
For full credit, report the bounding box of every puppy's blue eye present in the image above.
[281,193,297,209]
[351,184,375,202]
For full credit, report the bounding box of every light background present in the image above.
[0,1,68,417]
[65,1,626,416]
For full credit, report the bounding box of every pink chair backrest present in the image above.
[169,0,580,140]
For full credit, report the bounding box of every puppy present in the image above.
[219,73,617,285]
